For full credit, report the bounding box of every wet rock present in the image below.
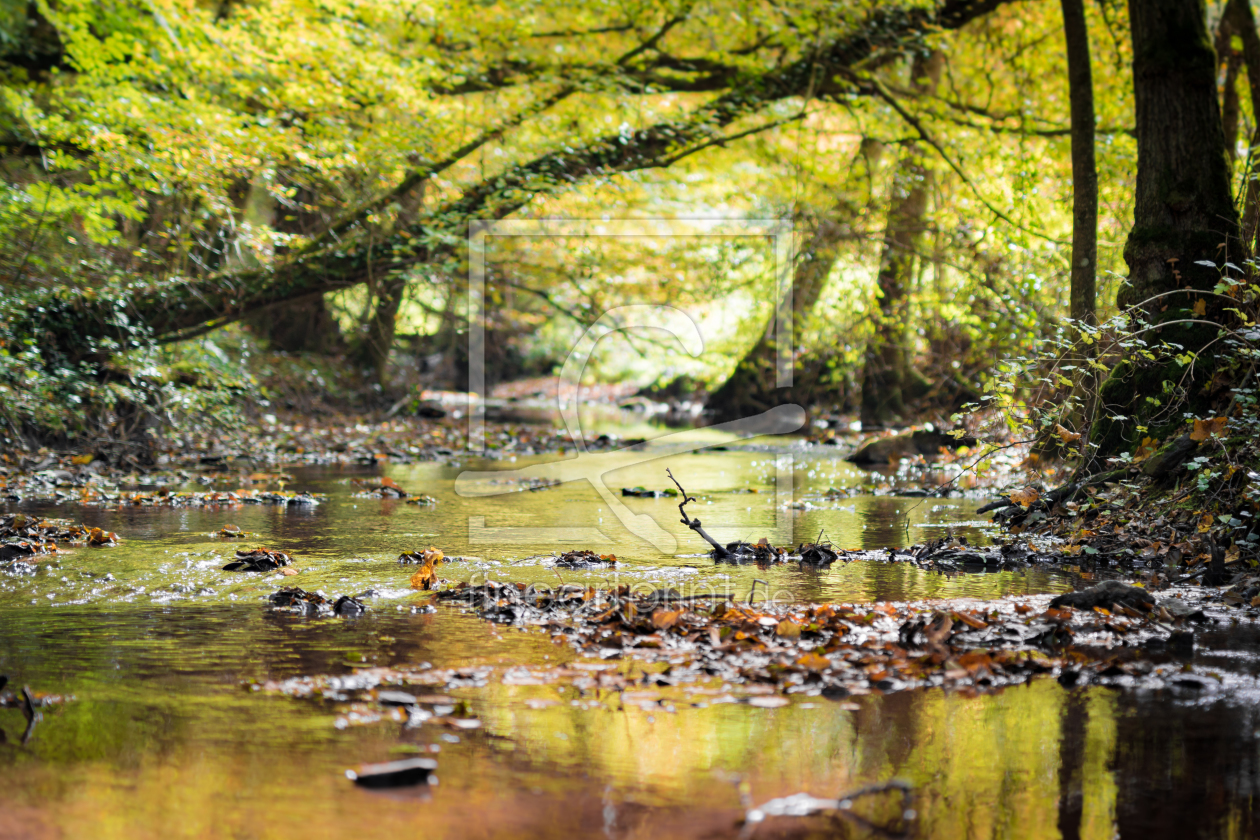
[333,595,367,617]
[1049,580,1154,612]
[224,547,292,572]
[798,543,839,565]
[345,757,437,788]
[269,587,328,614]
[377,690,419,706]
[846,427,977,465]
[1167,630,1195,653]
[620,487,676,498]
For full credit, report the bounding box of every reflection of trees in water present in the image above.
[1112,695,1260,838]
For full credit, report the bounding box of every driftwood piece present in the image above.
[666,469,734,559]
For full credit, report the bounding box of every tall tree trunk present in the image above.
[360,275,407,385]
[860,51,942,430]
[1063,0,1097,326]
[356,182,427,386]
[1225,0,1260,250]
[1092,0,1241,456]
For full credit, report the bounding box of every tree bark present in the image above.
[1092,0,1241,456]
[1063,0,1098,326]
[860,51,942,429]
[1224,0,1260,250]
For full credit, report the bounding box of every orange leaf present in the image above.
[1192,298,1207,316]
[796,652,831,671]
[775,619,803,638]
[1133,436,1159,461]
[1008,486,1040,508]
[651,608,683,630]
[1190,417,1227,442]
[1055,424,1082,444]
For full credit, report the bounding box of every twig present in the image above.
[667,468,733,558]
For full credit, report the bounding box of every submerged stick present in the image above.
[666,468,732,559]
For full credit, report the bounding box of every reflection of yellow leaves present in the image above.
[1193,298,1207,316]
[775,619,802,638]
[1134,436,1159,461]
[1055,424,1082,444]
[1190,417,1227,441]
[1008,486,1040,508]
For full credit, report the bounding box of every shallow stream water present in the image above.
[1,434,1258,838]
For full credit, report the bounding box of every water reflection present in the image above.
[0,606,1254,839]
[1,452,1070,612]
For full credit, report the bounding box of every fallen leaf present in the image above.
[652,608,684,630]
[1190,417,1227,441]
[70,454,93,465]
[1055,424,1082,444]
[1193,298,1207,316]
[775,619,803,638]
[1008,486,1040,508]
[796,652,831,671]
[1133,436,1159,461]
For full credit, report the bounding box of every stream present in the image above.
[1,432,1258,838]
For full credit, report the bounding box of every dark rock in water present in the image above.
[345,757,437,788]
[846,427,977,465]
[621,487,675,498]
[377,690,419,707]
[1167,630,1195,653]
[1049,580,1154,612]
[224,547,292,572]
[333,595,367,617]
[798,543,839,565]
[269,587,328,614]
[0,675,6,694]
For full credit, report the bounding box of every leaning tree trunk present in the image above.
[1091,0,1241,456]
[860,51,942,429]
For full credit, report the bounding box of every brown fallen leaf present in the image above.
[652,608,683,631]
[1055,424,1082,444]
[1192,298,1207,317]
[775,619,802,638]
[796,652,831,671]
[1007,486,1040,508]
[408,546,444,590]
[1190,417,1227,442]
[1133,436,1159,461]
